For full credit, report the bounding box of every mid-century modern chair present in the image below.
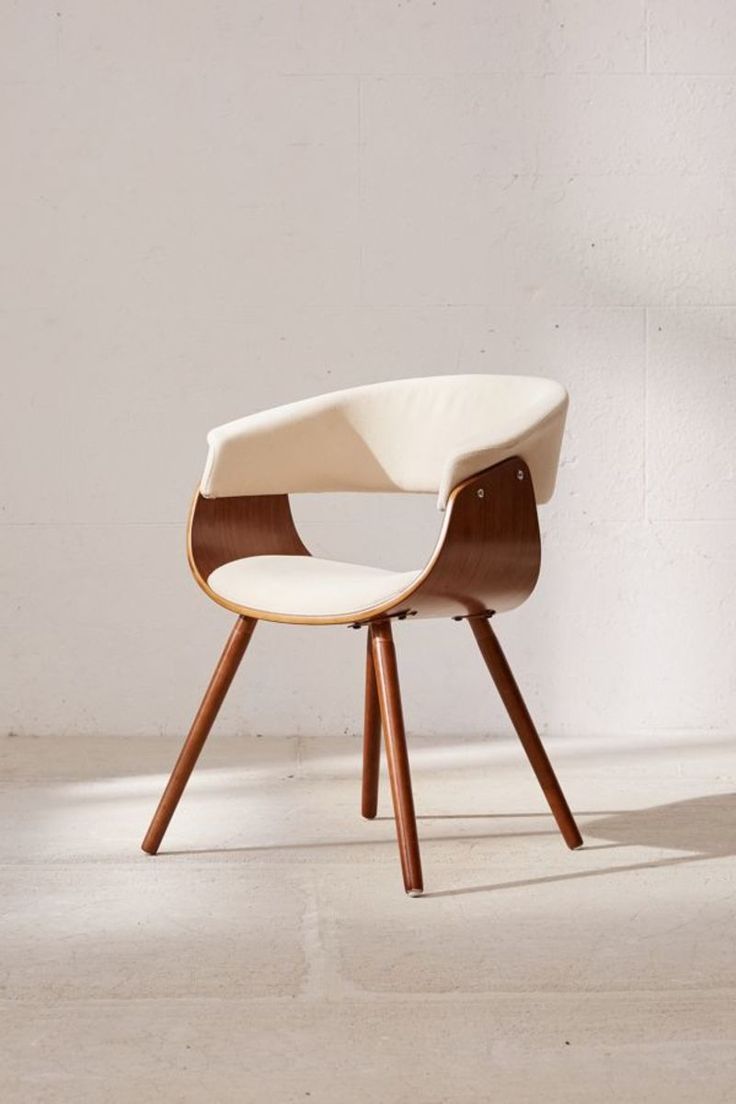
[142,375,582,895]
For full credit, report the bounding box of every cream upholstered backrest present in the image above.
[200,375,568,509]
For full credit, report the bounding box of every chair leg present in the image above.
[468,615,583,850]
[141,615,257,855]
[370,620,423,896]
[362,630,382,819]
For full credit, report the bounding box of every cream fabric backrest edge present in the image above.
[200,374,568,509]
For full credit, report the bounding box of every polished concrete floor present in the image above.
[1,730,734,1102]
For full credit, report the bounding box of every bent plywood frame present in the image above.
[187,456,541,626]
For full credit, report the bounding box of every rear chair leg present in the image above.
[468,615,583,850]
[361,630,382,819]
[370,620,423,896]
[141,615,257,855]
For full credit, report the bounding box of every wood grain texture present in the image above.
[141,615,257,855]
[189,491,309,581]
[361,630,382,820]
[469,615,583,851]
[370,620,423,896]
[383,456,541,621]
[187,457,540,625]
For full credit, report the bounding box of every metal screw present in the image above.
[516,469,524,480]
[476,488,485,498]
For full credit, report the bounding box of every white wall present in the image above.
[2,1,735,739]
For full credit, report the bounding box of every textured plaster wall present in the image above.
[1,1,735,738]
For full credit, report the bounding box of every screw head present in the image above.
[476,487,485,498]
[516,469,524,480]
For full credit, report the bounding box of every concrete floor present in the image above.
[1,730,734,1102]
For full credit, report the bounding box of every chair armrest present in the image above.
[200,394,339,498]
[200,377,568,505]
[438,398,568,509]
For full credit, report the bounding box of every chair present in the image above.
[141,374,582,895]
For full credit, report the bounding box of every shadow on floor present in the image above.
[422,793,736,897]
[163,793,736,897]
[582,793,736,855]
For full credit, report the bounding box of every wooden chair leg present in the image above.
[468,615,583,850]
[370,620,423,896]
[362,630,382,819]
[141,615,257,855]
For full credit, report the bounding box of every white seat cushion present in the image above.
[208,555,421,618]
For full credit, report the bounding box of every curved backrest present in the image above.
[201,374,568,508]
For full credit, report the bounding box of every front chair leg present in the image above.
[370,620,423,896]
[361,630,382,819]
[468,615,583,850]
[141,615,257,855]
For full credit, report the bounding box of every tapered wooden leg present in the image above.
[370,620,423,895]
[362,631,382,819]
[469,616,583,850]
[141,616,257,855]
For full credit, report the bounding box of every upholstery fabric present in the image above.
[207,555,420,618]
[200,374,568,509]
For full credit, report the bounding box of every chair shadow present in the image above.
[421,793,736,898]
[163,794,735,899]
